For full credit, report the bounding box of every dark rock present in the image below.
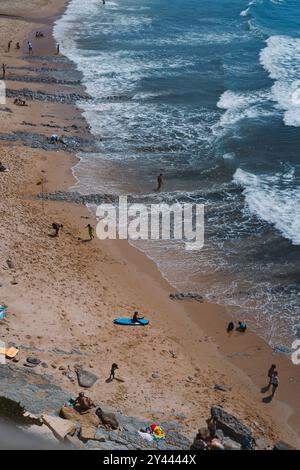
[6,259,15,269]
[0,365,69,414]
[26,357,41,366]
[75,367,98,388]
[169,292,204,302]
[214,384,226,392]
[211,406,252,444]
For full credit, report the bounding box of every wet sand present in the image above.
[0,0,299,447]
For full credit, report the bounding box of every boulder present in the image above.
[80,425,96,441]
[75,367,97,388]
[60,406,99,427]
[211,406,252,444]
[42,414,76,441]
[214,384,226,392]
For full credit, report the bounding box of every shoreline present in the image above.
[0,0,300,449]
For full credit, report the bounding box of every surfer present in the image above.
[156,173,163,192]
[132,311,144,324]
[236,321,247,332]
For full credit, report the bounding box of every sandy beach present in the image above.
[0,0,300,449]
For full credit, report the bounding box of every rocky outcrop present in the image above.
[211,406,252,445]
[169,292,204,302]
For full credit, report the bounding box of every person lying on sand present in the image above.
[132,311,144,324]
[74,392,95,412]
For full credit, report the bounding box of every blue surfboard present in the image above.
[113,318,149,326]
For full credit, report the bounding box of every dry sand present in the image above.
[0,0,300,447]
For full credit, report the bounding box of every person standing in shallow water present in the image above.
[28,41,33,55]
[156,173,163,192]
[2,64,6,80]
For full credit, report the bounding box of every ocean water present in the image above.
[54,0,300,347]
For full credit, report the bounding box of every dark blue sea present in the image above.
[55,0,300,347]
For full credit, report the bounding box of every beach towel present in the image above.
[0,346,19,359]
[147,423,166,441]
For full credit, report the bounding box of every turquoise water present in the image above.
[55,0,300,346]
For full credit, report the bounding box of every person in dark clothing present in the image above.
[2,63,7,79]
[108,363,118,381]
[227,321,234,333]
[51,223,63,237]
[156,173,163,192]
[267,364,277,387]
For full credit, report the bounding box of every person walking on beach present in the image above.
[28,41,33,55]
[2,64,7,80]
[270,371,279,398]
[267,364,276,387]
[86,223,94,241]
[156,173,163,192]
[7,40,12,52]
[16,42,20,50]
[51,222,63,237]
[108,363,118,381]
[56,43,60,55]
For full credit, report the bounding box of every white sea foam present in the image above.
[216,89,273,128]
[260,35,300,126]
[234,168,300,245]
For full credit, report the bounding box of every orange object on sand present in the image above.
[0,346,19,358]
